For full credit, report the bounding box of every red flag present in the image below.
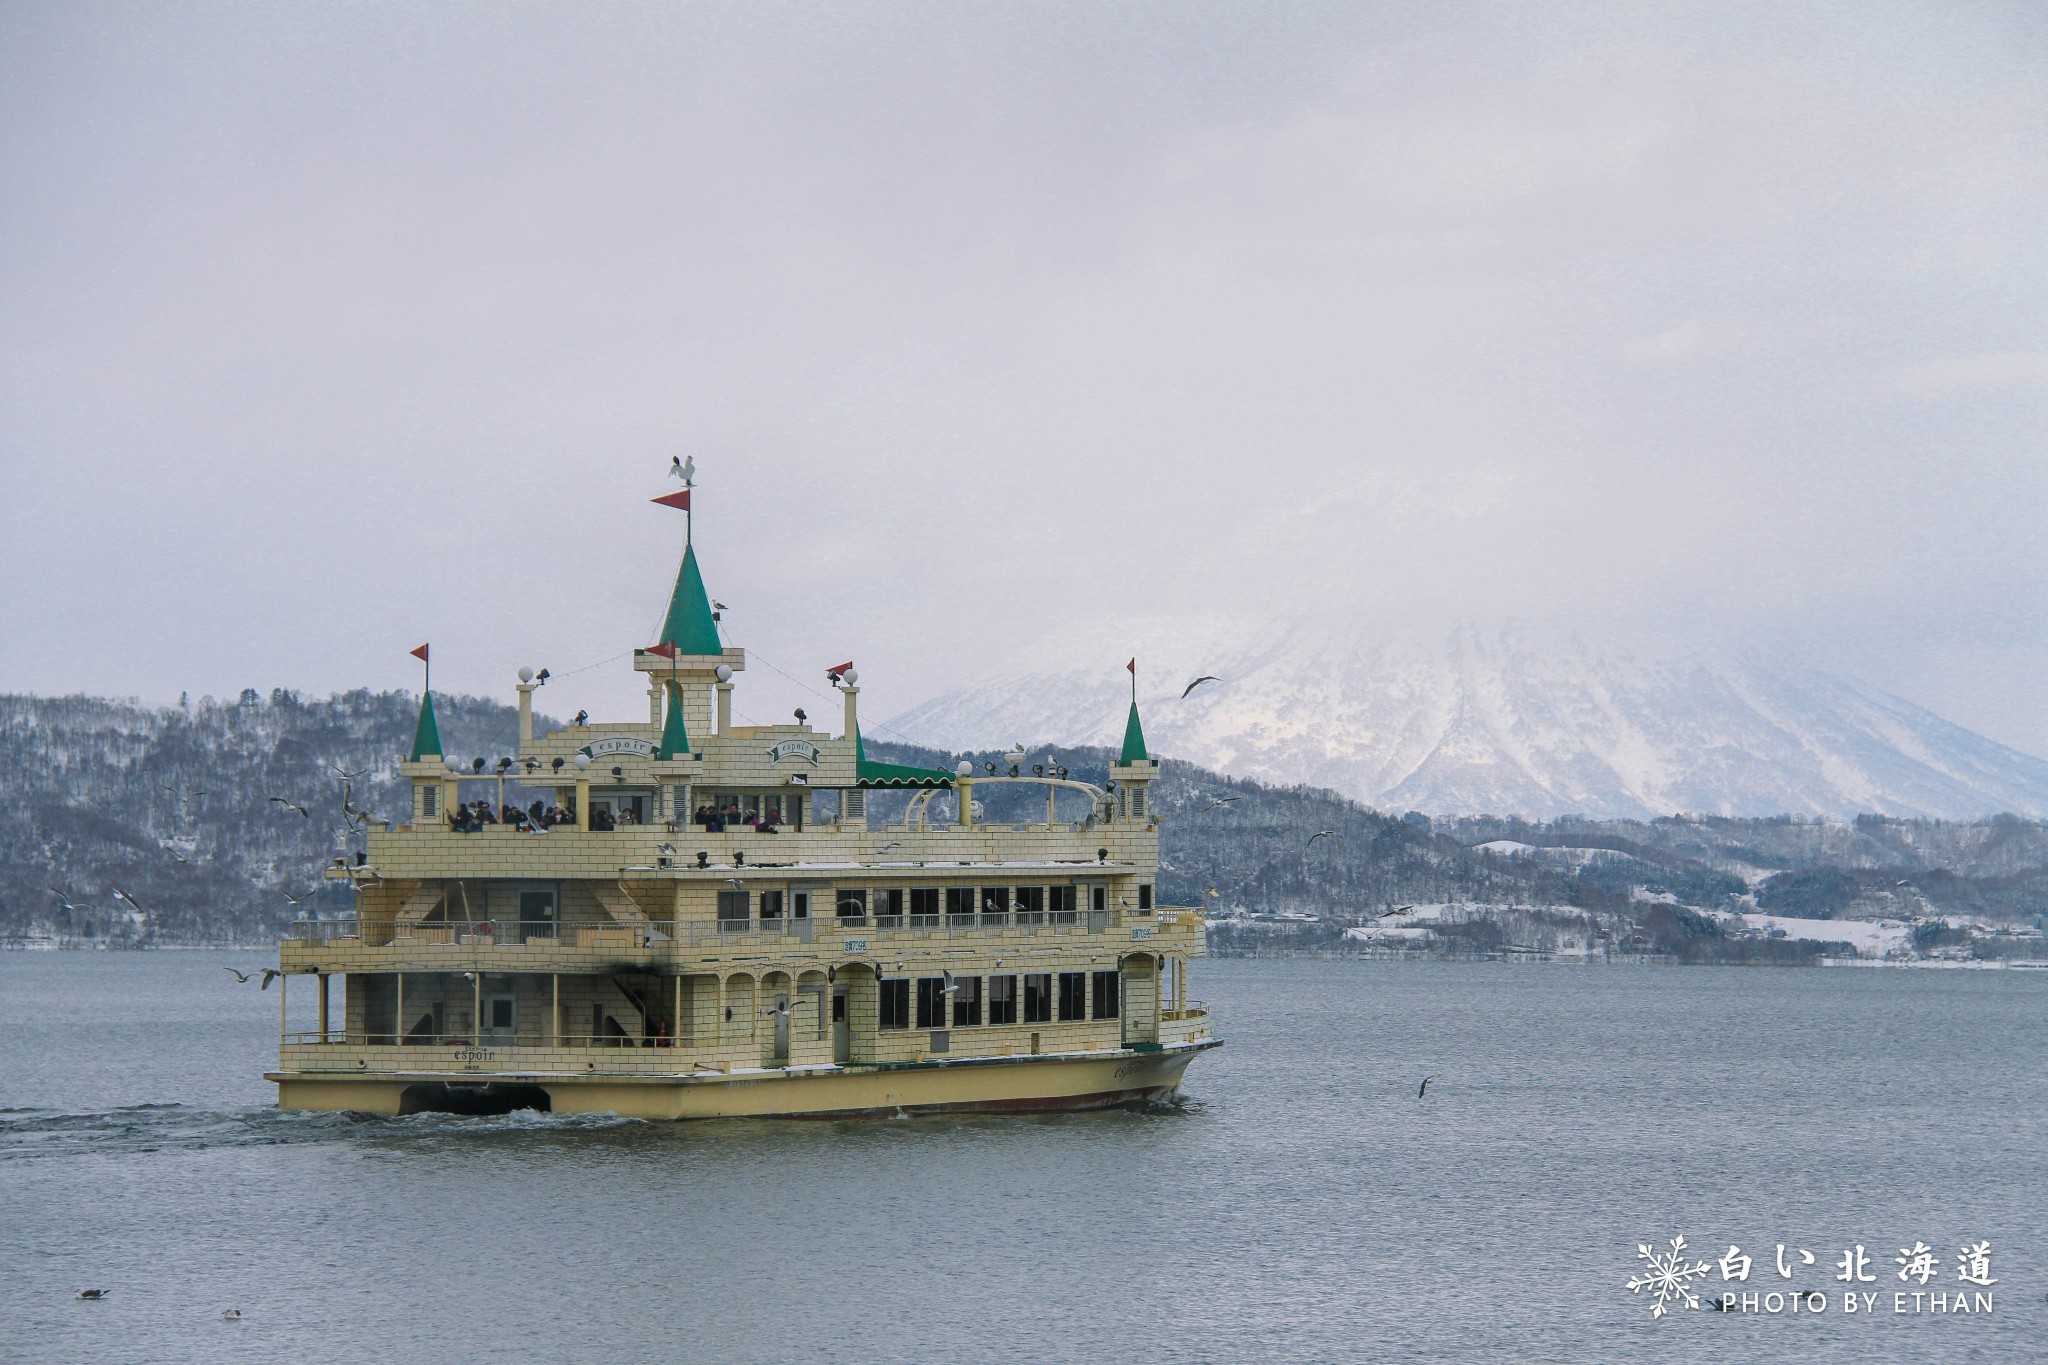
[645,641,678,659]
[650,489,691,512]
[410,644,430,662]
[1126,658,1135,674]
[827,660,853,678]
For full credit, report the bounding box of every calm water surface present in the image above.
[2,953,2042,1364]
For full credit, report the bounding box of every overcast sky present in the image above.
[5,2,2047,751]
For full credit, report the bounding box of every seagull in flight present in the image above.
[1418,1076,1434,1099]
[281,891,307,908]
[1180,676,1220,699]
[75,1288,110,1301]
[49,887,82,913]
[268,796,310,818]
[1305,830,1334,849]
[113,888,145,915]
[157,783,208,807]
[1200,797,1241,813]
[223,967,283,989]
[671,454,696,485]
[1374,904,1416,920]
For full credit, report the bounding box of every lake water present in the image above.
[2,953,2042,1364]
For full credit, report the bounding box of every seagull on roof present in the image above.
[268,796,310,818]
[1181,676,1220,699]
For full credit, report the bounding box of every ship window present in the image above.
[1091,886,1107,912]
[1130,786,1146,820]
[836,889,868,920]
[1057,972,1086,1021]
[759,890,785,920]
[1092,971,1120,1019]
[915,977,947,1030]
[1023,973,1051,1024]
[1015,887,1044,919]
[717,890,749,925]
[910,888,940,918]
[879,980,910,1030]
[487,997,515,1031]
[844,789,866,821]
[947,888,976,917]
[980,886,1009,916]
[791,891,810,920]
[987,975,1017,1025]
[1138,883,1153,911]
[421,785,438,819]
[1049,886,1076,916]
[950,975,981,1027]
[876,889,904,921]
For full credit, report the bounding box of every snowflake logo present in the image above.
[1627,1235,1713,1318]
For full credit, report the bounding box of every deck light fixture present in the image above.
[551,757,565,771]
[471,757,485,773]
[1097,848,1108,863]
[534,668,550,685]
[696,851,709,868]
[496,757,513,773]
[572,710,589,727]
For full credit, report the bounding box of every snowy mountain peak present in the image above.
[885,618,2048,820]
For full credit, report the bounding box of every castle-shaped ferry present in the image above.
[268,477,1217,1118]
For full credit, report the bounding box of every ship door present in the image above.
[832,986,850,1064]
[771,994,790,1064]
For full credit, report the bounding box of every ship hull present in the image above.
[269,1039,1219,1121]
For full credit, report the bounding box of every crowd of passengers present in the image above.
[692,802,784,833]
[446,799,579,833]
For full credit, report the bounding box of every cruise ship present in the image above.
[268,477,1218,1119]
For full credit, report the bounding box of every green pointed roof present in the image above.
[658,680,691,759]
[656,542,722,655]
[1119,700,1148,764]
[409,690,442,761]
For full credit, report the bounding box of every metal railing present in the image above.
[285,911,1126,948]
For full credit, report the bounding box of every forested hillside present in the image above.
[4,691,2045,946]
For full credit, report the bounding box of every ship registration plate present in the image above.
[1130,927,1153,941]
[844,938,869,952]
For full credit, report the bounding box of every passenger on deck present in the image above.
[528,799,545,826]
[591,806,615,831]
[477,802,498,825]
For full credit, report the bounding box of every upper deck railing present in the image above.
[277,907,1207,950]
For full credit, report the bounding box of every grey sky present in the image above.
[4,2,2047,751]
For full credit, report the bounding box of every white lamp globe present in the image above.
[572,753,591,771]
[955,760,974,779]
[518,666,534,683]
[842,668,858,685]
[715,664,732,682]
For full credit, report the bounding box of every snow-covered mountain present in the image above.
[885,620,2048,820]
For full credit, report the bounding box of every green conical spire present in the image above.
[657,542,722,655]
[1119,700,1148,764]
[409,690,442,761]
[658,680,691,759]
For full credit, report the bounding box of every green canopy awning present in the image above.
[853,724,954,788]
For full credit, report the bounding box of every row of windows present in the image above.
[878,971,1120,1030]
[713,885,1153,923]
